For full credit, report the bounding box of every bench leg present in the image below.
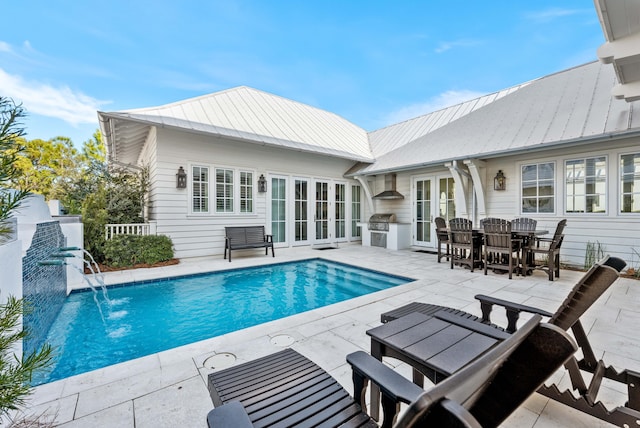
[271,245,275,257]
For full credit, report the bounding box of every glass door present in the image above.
[413,177,435,247]
[271,176,287,244]
[314,180,330,244]
[294,179,309,245]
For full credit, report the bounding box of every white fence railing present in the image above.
[105,223,156,240]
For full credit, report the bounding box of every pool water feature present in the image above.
[34,258,411,385]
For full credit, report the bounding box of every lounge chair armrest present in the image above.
[347,351,424,405]
[206,401,253,428]
[265,234,273,242]
[475,294,554,317]
[475,294,553,332]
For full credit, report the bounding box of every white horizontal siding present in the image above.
[151,128,360,259]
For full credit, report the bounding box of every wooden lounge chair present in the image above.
[375,255,640,426]
[206,315,576,428]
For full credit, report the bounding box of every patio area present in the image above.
[24,244,639,427]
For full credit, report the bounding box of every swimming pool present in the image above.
[33,258,411,385]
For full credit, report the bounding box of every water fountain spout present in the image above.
[38,260,66,266]
[50,252,75,258]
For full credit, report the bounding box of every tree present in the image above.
[0,97,29,240]
[0,96,54,421]
[0,297,53,419]
[9,131,107,215]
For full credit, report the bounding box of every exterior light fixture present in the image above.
[258,174,267,193]
[494,170,506,191]
[176,166,187,189]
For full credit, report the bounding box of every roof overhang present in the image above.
[595,0,640,101]
[99,111,375,166]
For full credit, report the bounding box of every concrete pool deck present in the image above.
[21,244,639,427]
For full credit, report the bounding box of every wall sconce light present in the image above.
[494,170,506,191]
[176,166,187,189]
[258,174,267,193]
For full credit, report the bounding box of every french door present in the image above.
[271,177,345,246]
[412,176,455,247]
[314,180,330,245]
[413,177,435,247]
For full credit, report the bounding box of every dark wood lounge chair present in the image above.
[206,315,576,428]
[374,255,640,427]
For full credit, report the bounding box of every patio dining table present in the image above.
[445,228,548,272]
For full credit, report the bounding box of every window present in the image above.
[565,157,606,213]
[215,168,234,213]
[351,185,361,238]
[335,183,346,239]
[438,177,456,221]
[521,162,555,213]
[192,166,209,213]
[239,171,253,213]
[621,153,640,213]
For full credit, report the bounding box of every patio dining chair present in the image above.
[528,219,566,281]
[483,219,521,279]
[449,218,482,272]
[511,217,537,232]
[374,255,638,427]
[434,216,450,263]
[206,315,576,428]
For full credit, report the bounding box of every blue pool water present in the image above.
[34,258,411,385]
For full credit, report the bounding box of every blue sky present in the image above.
[1,1,604,146]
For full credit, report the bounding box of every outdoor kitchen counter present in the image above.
[359,222,411,250]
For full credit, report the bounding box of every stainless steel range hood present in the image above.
[373,174,404,200]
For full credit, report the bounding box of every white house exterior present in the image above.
[98,1,640,268]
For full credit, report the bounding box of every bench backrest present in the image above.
[225,226,266,244]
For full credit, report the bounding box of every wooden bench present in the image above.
[224,226,274,262]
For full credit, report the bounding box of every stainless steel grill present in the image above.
[368,213,397,232]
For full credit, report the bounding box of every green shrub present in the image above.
[104,234,173,267]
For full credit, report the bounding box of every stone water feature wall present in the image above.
[22,221,67,356]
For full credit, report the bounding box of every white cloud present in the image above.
[383,89,486,126]
[435,39,482,54]
[0,41,12,53]
[524,8,586,23]
[0,68,107,125]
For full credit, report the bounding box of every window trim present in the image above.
[619,151,640,215]
[564,155,608,215]
[188,163,257,216]
[520,161,556,215]
[190,164,210,215]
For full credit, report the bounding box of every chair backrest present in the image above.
[479,217,502,228]
[511,217,537,232]
[548,219,567,250]
[396,315,577,427]
[548,255,626,330]
[449,218,473,245]
[435,217,449,241]
[483,219,512,249]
